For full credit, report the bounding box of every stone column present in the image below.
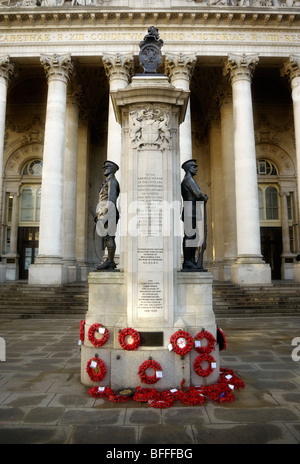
[62,81,82,282]
[281,55,300,281]
[165,53,196,168]
[217,88,237,281]
[102,53,134,180]
[5,192,19,280]
[280,192,291,255]
[209,115,224,280]
[224,54,271,285]
[0,56,15,256]
[280,190,293,279]
[102,53,134,260]
[75,114,90,281]
[29,54,73,285]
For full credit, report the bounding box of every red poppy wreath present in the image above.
[88,323,109,347]
[193,353,216,377]
[138,359,162,384]
[86,357,107,382]
[118,328,141,351]
[170,330,194,356]
[194,329,216,354]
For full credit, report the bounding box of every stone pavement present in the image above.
[0,315,300,446]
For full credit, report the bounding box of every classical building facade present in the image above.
[0,0,300,285]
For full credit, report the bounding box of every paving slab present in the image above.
[69,424,138,445]
[0,424,73,444]
[191,422,298,444]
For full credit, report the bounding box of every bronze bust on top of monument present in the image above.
[95,160,120,271]
[181,159,209,271]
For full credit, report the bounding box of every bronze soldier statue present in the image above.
[181,159,208,271]
[95,160,120,270]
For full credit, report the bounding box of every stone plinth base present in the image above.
[294,263,300,282]
[3,254,19,281]
[81,343,219,390]
[81,271,220,389]
[29,259,87,285]
[230,261,271,285]
[0,264,6,283]
[29,261,67,285]
[86,271,126,327]
[176,272,215,329]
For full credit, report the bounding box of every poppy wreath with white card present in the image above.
[194,329,216,354]
[169,330,194,356]
[138,359,162,384]
[193,353,217,377]
[148,393,175,409]
[193,329,217,377]
[88,323,110,347]
[86,357,107,382]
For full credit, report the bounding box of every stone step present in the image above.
[0,282,88,319]
[212,281,300,317]
[0,281,299,319]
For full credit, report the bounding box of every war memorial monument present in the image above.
[80,28,230,404]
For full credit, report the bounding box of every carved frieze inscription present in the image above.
[1,30,300,45]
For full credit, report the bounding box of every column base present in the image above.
[231,259,271,285]
[28,260,68,285]
[294,263,300,282]
[0,264,6,283]
[76,261,90,282]
[63,259,83,283]
[281,254,295,280]
[3,254,19,281]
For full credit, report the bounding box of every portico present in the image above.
[0,4,300,286]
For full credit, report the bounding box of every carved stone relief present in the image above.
[2,0,300,7]
[129,104,171,150]
[256,143,295,176]
[4,113,45,154]
[5,143,43,176]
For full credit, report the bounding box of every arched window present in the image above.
[257,159,278,176]
[22,159,43,176]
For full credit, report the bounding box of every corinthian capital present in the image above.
[164,52,196,84]
[280,55,300,82]
[40,53,74,84]
[0,55,16,85]
[223,53,259,83]
[102,52,134,85]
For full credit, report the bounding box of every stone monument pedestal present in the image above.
[81,271,219,389]
[81,71,220,391]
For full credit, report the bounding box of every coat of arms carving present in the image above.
[129,105,171,149]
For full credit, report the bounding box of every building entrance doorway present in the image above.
[260,227,282,280]
[17,227,39,280]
